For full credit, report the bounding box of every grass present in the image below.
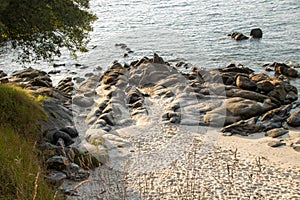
[0,84,62,199]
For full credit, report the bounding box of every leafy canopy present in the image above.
[0,0,97,63]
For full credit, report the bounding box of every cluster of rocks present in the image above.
[82,53,300,154]
[1,53,300,195]
[0,67,102,190]
[228,28,263,41]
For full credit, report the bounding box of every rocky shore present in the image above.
[1,53,300,199]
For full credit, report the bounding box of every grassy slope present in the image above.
[0,84,61,200]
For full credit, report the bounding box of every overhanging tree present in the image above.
[0,0,97,63]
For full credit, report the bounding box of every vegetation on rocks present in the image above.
[0,0,97,63]
[0,84,61,199]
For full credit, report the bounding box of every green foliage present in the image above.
[0,84,46,134]
[0,84,62,199]
[0,0,97,63]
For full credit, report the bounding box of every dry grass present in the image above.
[0,84,62,199]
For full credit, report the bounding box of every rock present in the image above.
[274,62,298,78]
[267,84,287,104]
[287,109,300,127]
[72,95,94,107]
[268,141,285,148]
[45,171,67,186]
[48,70,61,75]
[259,104,292,131]
[293,146,300,153]
[59,126,79,138]
[126,86,143,104]
[53,130,74,146]
[221,117,263,135]
[225,97,274,120]
[265,128,288,138]
[152,53,165,64]
[42,99,74,137]
[30,77,52,87]
[250,28,263,38]
[228,32,249,40]
[220,63,254,74]
[53,63,65,68]
[56,77,74,95]
[99,112,115,126]
[46,156,69,171]
[75,145,108,168]
[256,80,274,93]
[0,70,7,78]
[236,75,257,91]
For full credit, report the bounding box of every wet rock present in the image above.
[274,62,298,78]
[265,128,288,138]
[287,109,300,127]
[236,75,257,91]
[250,28,263,38]
[48,70,61,75]
[53,63,65,68]
[228,32,249,40]
[220,63,254,74]
[152,53,165,64]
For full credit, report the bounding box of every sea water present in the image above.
[0,0,299,81]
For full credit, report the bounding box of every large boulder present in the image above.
[287,109,300,127]
[250,28,263,39]
[236,74,257,91]
[205,97,275,126]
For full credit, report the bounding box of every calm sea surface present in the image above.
[1,0,299,81]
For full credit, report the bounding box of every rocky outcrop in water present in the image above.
[228,28,263,40]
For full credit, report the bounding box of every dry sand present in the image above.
[64,96,300,199]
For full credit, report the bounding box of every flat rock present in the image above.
[268,141,286,148]
[265,128,288,138]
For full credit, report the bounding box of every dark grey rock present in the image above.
[229,32,249,40]
[59,126,79,138]
[53,130,74,146]
[250,28,263,38]
[45,170,67,186]
[221,117,263,136]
